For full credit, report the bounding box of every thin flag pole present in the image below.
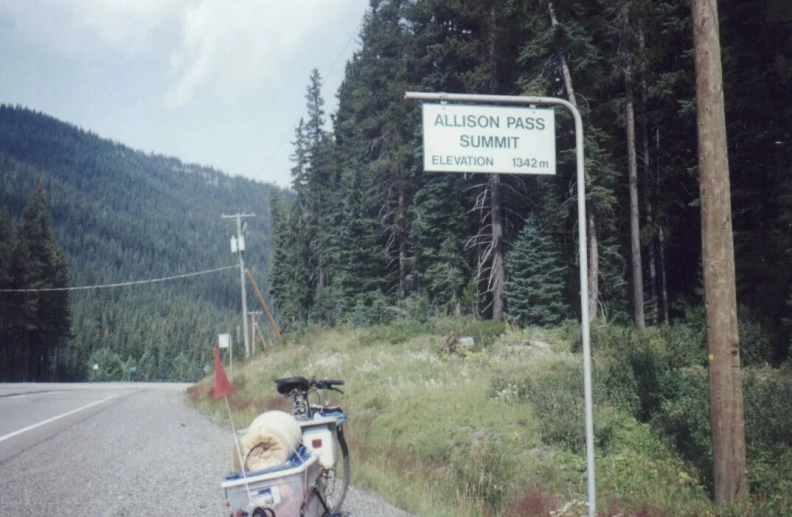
[225,395,252,505]
[213,347,252,505]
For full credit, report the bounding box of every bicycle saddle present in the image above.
[275,376,310,395]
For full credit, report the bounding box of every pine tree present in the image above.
[7,181,70,381]
[268,189,311,328]
[0,207,15,379]
[411,174,472,315]
[356,0,417,300]
[505,214,568,325]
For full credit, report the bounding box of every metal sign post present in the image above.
[219,333,232,375]
[405,91,595,516]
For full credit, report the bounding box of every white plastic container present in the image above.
[299,414,340,469]
[221,447,322,517]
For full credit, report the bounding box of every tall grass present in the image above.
[188,317,792,516]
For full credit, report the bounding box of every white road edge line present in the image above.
[0,394,119,443]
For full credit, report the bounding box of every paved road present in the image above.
[0,383,411,517]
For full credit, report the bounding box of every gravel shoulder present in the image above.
[0,386,411,516]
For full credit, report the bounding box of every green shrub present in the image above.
[748,447,792,514]
[596,357,641,416]
[491,361,623,452]
[744,370,792,452]
[86,347,125,381]
[556,319,582,353]
[349,290,394,327]
[359,318,433,345]
[397,294,430,323]
[652,367,712,482]
[738,311,775,366]
[660,322,706,369]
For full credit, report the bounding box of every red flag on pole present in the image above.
[212,347,234,399]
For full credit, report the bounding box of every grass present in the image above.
[187,317,787,516]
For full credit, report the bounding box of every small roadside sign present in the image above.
[422,103,556,175]
[218,333,231,349]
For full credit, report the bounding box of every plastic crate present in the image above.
[222,446,322,516]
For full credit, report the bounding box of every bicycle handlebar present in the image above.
[275,376,345,396]
[316,379,344,388]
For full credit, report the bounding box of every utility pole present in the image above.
[223,213,255,358]
[245,269,283,341]
[692,0,747,507]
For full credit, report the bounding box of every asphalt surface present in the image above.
[0,383,412,517]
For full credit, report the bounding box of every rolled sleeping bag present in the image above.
[230,410,302,472]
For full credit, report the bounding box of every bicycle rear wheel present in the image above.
[316,427,349,515]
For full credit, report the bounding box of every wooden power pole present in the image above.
[245,269,282,341]
[691,0,747,506]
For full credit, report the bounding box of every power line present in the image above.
[263,23,361,176]
[326,28,358,81]
[0,265,239,293]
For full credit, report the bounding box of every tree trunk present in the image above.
[692,0,747,505]
[547,0,600,320]
[490,173,504,320]
[655,128,670,324]
[488,0,504,320]
[658,224,670,325]
[624,23,645,330]
[639,18,658,326]
[398,192,407,298]
[644,125,658,326]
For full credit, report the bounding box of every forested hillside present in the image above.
[270,0,792,361]
[0,106,276,381]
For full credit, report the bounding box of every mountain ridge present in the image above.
[0,104,278,381]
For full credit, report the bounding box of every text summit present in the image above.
[434,112,548,149]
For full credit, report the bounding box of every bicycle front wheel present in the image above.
[317,427,349,515]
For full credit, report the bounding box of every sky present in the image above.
[0,0,369,188]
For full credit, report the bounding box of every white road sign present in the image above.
[422,103,556,175]
[218,333,231,349]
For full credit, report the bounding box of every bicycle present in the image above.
[274,376,350,516]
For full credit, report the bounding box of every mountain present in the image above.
[0,105,278,381]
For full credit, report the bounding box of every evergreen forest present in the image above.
[270,0,792,365]
[0,106,275,382]
[1,1,791,386]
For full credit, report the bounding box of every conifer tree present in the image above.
[411,174,472,315]
[353,0,417,299]
[7,181,70,381]
[268,189,311,328]
[0,208,15,378]
[505,214,567,325]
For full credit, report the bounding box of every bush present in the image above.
[660,322,706,369]
[397,294,430,323]
[748,447,792,514]
[596,357,641,416]
[744,370,792,452]
[86,347,125,381]
[652,367,712,481]
[348,290,394,327]
[434,318,507,349]
[739,310,775,366]
[359,318,433,345]
[491,361,622,452]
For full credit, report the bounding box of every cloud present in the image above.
[164,0,360,107]
[0,0,365,107]
[0,0,190,55]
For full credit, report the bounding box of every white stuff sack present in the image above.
[231,410,302,472]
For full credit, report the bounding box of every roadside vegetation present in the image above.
[188,317,792,517]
